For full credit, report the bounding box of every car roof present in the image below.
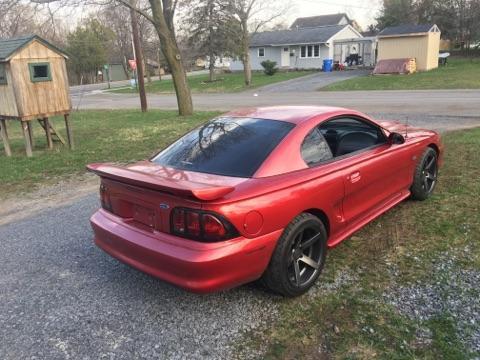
[224,106,367,125]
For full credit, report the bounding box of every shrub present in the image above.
[261,60,278,76]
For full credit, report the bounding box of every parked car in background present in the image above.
[88,106,442,297]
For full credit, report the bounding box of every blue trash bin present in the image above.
[323,59,333,72]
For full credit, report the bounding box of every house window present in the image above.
[258,48,265,57]
[0,63,6,85]
[29,62,52,82]
[300,45,321,58]
[300,46,306,58]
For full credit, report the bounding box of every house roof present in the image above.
[291,13,349,29]
[251,25,349,47]
[0,34,68,61]
[378,24,436,37]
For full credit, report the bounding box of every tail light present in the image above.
[171,208,238,242]
[99,183,112,212]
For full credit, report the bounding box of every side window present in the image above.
[319,117,386,157]
[0,63,6,85]
[301,128,333,166]
[29,62,52,82]
[258,48,265,57]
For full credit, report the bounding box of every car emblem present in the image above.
[159,203,169,209]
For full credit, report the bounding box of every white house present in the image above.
[230,24,363,71]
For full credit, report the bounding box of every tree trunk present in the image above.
[157,30,193,115]
[242,46,252,86]
[208,41,215,82]
[130,2,148,112]
[241,23,251,86]
[149,0,193,116]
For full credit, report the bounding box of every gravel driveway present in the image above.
[0,195,279,359]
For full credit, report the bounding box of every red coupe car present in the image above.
[88,106,442,296]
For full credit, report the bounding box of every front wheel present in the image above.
[410,147,438,200]
[261,213,327,297]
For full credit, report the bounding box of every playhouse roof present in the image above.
[0,35,68,61]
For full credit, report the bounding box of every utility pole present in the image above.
[130,0,147,112]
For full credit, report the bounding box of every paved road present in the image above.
[1,113,479,359]
[253,69,370,93]
[70,70,209,96]
[75,89,480,118]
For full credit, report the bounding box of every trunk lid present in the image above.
[87,161,245,233]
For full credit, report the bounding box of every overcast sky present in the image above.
[286,0,382,29]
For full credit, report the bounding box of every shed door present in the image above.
[281,47,290,67]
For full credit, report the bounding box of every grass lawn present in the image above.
[111,71,314,94]
[323,58,480,91]
[0,110,219,199]
[239,127,480,358]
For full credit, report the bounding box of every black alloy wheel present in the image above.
[411,147,438,200]
[261,213,327,297]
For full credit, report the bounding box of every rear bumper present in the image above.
[90,209,281,293]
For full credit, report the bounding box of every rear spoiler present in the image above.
[86,163,235,201]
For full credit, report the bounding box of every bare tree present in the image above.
[113,0,192,115]
[227,0,290,86]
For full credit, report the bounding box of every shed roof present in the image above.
[378,24,436,37]
[251,25,349,47]
[291,13,349,29]
[0,34,68,61]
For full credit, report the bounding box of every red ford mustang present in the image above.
[88,106,442,296]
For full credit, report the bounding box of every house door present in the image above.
[281,47,290,67]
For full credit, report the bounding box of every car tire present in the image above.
[260,213,327,297]
[410,147,438,201]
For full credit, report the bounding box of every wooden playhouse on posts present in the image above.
[0,35,73,157]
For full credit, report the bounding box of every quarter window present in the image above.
[258,48,265,57]
[301,128,333,166]
[0,63,6,85]
[29,62,52,82]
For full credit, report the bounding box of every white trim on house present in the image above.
[257,47,265,57]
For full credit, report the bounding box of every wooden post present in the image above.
[0,119,12,157]
[27,121,35,149]
[64,114,74,150]
[21,121,33,157]
[44,117,53,149]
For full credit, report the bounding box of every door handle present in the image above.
[349,171,361,183]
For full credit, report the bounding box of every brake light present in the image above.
[170,208,238,242]
[203,214,226,238]
[100,183,112,212]
[186,211,201,237]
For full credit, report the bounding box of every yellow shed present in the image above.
[377,24,441,71]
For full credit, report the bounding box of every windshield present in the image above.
[152,117,295,178]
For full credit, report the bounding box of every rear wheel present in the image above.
[261,213,327,297]
[410,147,438,200]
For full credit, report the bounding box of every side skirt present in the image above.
[327,189,411,248]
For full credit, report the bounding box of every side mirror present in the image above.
[388,132,405,145]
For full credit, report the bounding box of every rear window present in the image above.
[152,117,294,177]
